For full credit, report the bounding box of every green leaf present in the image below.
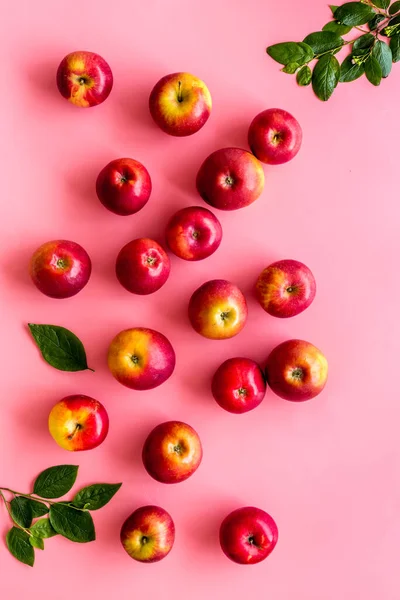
[371,0,389,8]
[28,324,93,372]
[49,503,95,543]
[335,2,376,26]
[339,55,365,81]
[282,62,299,73]
[365,55,383,84]
[6,527,35,567]
[296,65,312,86]
[353,33,375,49]
[29,536,44,550]
[26,498,49,518]
[389,0,400,14]
[322,21,353,35]
[30,518,57,539]
[390,34,400,60]
[372,39,392,76]
[266,42,314,65]
[368,14,385,30]
[330,4,339,15]
[73,483,122,511]
[312,54,340,101]
[10,497,32,528]
[303,31,344,55]
[33,465,78,499]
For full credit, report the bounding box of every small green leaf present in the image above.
[73,483,122,511]
[6,527,35,567]
[390,34,400,60]
[10,497,33,528]
[353,33,375,50]
[266,42,314,65]
[28,324,93,372]
[368,14,385,30]
[33,465,78,499]
[296,65,312,86]
[372,39,393,76]
[303,31,344,55]
[389,0,400,14]
[282,62,299,73]
[365,55,383,84]
[49,503,95,543]
[322,21,353,35]
[30,518,57,539]
[335,2,376,26]
[371,0,389,8]
[29,536,44,550]
[330,5,339,15]
[312,54,340,101]
[339,55,365,81]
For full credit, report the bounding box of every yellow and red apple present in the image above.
[165,206,222,261]
[121,505,175,563]
[248,108,302,165]
[56,50,113,108]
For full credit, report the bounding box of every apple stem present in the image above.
[177,81,183,102]
[68,423,82,440]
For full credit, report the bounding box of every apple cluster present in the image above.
[29,50,329,566]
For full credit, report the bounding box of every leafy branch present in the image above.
[0,465,121,566]
[267,0,400,100]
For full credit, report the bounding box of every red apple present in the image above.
[188,279,248,340]
[108,327,175,390]
[248,108,302,165]
[256,259,316,318]
[196,147,265,211]
[116,238,170,295]
[149,72,212,136]
[219,506,278,565]
[120,505,175,563]
[265,339,328,402]
[166,206,222,261]
[56,50,113,108]
[212,357,266,414]
[96,158,152,216]
[30,240,91,299]
[142,421,202,484]
[48,395,109,451]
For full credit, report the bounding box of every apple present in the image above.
[30,240,91,299]
[219,506,278,565]
[142,421,202,484]
[149,72,212,136]
[212,357,266,414]
[116,238,170,295]
[120,505,175,563]
[56,50,113,108]
[255,259,316,318]
[165,206,222,261]
[188,279,248,340]
[265,339,328,402]
[196,147,264,211]
[248,108,302,165]
[108,327,175,390]
[48,394,109,451]
[96,158,152,216]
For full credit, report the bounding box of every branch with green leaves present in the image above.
[1,465,121,566]
[267,0,400,100]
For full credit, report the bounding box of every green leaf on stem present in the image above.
[73,483,122,511]
[372,39,393,75]
[49,503,95,543]
[281,62,299,73]
[28,324,93,372]
[266,42,314,65]
[303,31,344,55]
[6,527,35,567]
[334,2,376,26]
[368,13,385,30]
[322,21,353,35]
[339,55,365,81]
[312,54,340,100]
[371,0,389,9]
[365,55,383,84]
[29,536,44,550]
[33,465,79,499]
[330,5,339,15]
[389,0,400,15]
[30,518,57,539]
[296,65,312,85]
[353,33,375,49]
[390,34,400,60]
[10,497,33,528]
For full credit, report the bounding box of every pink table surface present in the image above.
[1,0,399,598]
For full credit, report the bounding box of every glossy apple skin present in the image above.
[256,259,316,318]
[220,507,278,565]
[30,240,92,299]
[265,339,328,402]
[108,327,175,390]
[142,421,202,484]
[121,505,175,563]
[48,395,109,451]
[149,72,212,136]
[56,51,113,108]
[248,108,302,165]
[96,158,152,216]
[166,206,222,261]
[116,238,170,295]
[196,148,264,211]
[212,358,266,414]
[188,279,248,340]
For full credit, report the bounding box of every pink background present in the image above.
[1,0,399,597]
